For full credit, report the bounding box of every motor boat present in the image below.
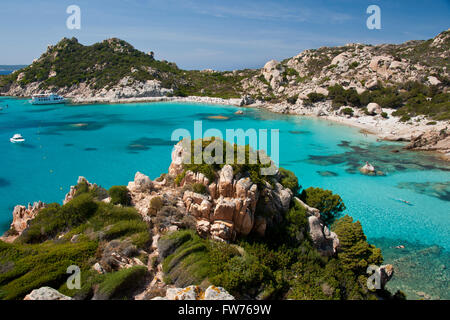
[10,133,25,143]
[30,93,66,105]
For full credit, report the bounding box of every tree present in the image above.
[332,215,382,274]
[300,187,346,225]
[278,167,301,195]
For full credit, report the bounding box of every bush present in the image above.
[192,183,207,195]
[94,266,148,300]
[108,186,130,205]
[0,241,97,300]
[287,95,298,105]
[149,196,164,213]
[306,92,326,103]
[300,187,346,225]
[381,112,388,119]
[278,168,300,195]
[341,107,354,116]
[20,194,98,244]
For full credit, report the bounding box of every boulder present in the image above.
[307,216,340,256]
[204,285,235,300]
[24,287,72,300]
[240,95,255,106]
[359,161,376,175]
[366,102,382,115]
[151,285,234,300]
[128,171,153,192]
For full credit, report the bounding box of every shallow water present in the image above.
[0,97,449,298]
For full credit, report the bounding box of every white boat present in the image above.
[10,133,25,143]
[30,93,66,105]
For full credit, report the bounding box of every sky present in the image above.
[0,0,449,70]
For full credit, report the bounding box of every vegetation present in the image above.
[0,184,150,300]
[327,82,449,120]
[176,138,276,190]
[341,107,354,116]
[108,186,130,206]
[161,204,388,300]
[192,183,208,195]
[0,37,255,99]
[332,216,382,274]
[300,187,346,225]
[94,266,148,300]
[278,167,300,195]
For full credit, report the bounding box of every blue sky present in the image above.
[0,0,448,70]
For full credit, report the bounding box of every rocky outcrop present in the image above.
[63,176,108,204]
[127,171,154,193]
[8,201,46,236]
[359,161,375,175]
[294,197,339,257]
[379,264,395,289]
[169,141,293,242]
[24,287,72,300]
[151,285,234,300]
[406,129,450,155]
[359,161,384,176]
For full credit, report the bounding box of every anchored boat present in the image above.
[10,133,25,143]
[30,93,66,105]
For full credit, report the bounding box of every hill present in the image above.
[0,30,449,120]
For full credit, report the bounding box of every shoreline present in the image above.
[2,94,448,159]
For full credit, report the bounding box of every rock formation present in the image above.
[360,161,376,175]
[3,201,46,240]
[63,176,108,204]
[406,129,450,155]
[151,285,234,300]
[24,287,72,300]
[168,141,293,242]
[294,197,339,256]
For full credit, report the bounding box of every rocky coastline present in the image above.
[0,139,395,300]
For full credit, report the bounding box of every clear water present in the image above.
[0,97,449,298]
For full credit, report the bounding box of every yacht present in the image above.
[10,133,25,143]
[30,93,66,105]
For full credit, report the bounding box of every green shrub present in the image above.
[192,183,207,195]
[104,220,147,241]
[20,194,98,244]
[0,241,97,300]
[108,186,129,205]
[149,196,164,211]
[94,266,148,300]
[341,107,354,116]
[300,187,346,225]
[381,112,388,119]
[306,92,326,103]
[278,168,300,195]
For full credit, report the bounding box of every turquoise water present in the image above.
[0,97,449,298]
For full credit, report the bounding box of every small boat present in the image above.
[30,93,66,105]
[10,133,25,143]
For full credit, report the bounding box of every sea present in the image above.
[0,96,448,299]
